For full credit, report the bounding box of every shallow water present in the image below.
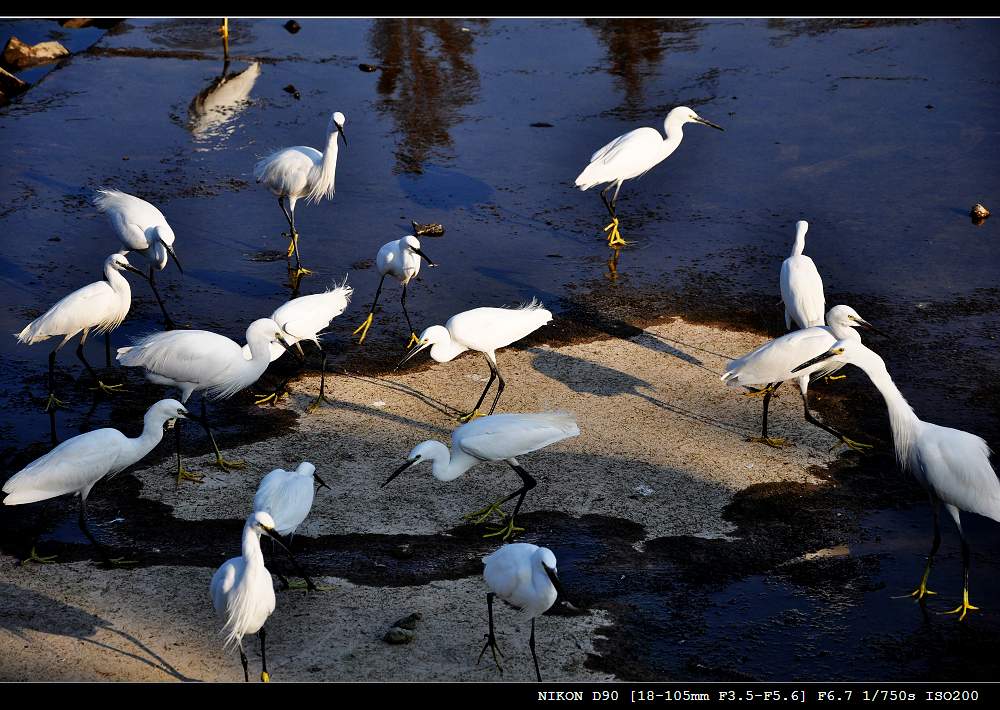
[1,18,999,681]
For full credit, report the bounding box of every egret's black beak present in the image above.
[695,117,724,131]
[382,456,420,488]
[263,527,292,551]
[394,339,430,371]
[123,263,147,278]
[853,317,887,338]
[543,564,566,598]
[792,349,836,373]
[165,245,184,274]
[313,472,331,491]
[413,247,436,267]
[337,124,347,146]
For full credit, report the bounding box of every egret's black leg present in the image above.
[610,181,623,213]
[259,626,270,682]
[800,390,872,452]
[199,399,245,471]
[104,332,112,368]
[601,182,626,247]
[278,195,294,233]
[487,365,506,415]
[747,382,789,448]
[147,267,177,330]
[44,348,65,414]
[76,340,122,394]
[459,356,496,422]
[239,642,249,682]
[599,184,616,220]
[944,518,979,621]
[353,274,386,344]
[477,592,504,674]
[401,280,418,347]
[307,354,335,412]
[529,617,542,682]
[482,463,537,540]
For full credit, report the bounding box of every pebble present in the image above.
[384,626,415,644]
[284,20,301,34]
[971,203,990,222]
[3,37,69,69]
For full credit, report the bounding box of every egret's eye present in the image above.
[835,348,845,354]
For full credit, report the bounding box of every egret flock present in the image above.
[1,29,997,683]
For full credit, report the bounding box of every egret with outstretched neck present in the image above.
[575,106,723,247]
[793,340,999,621]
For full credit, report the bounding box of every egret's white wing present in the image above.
[457,412,579,462]
[575,127,664,189]
[722,327,839,386]
[17,281,120,343]
[483,544,536,599]
[253,468,315,535]
[254,147,318,197]
[780,256,825,330]
[210,558,240,618]
[94,190,168,248]
[915,425,1000,523]
[118,329,251,397]
[447,301,552,353]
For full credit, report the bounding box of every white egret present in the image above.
[721,305,880,450]
[254,111,347,274]
[574,105,723,247]
[94,189,184,329]
[16,253,145,410]
[382,411,580,540]
[780,220,825,330]
[117,318,290,482]
[2,399,188,566]
[253,461,329,591]
[210,510,290,683]
[242,279,353,410]
[479,543,565,681]
[397,299,552,422]
[793,339,999,621]
[352,235,436,348]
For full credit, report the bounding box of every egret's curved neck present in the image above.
[850,345,921,469]
[245,333,275,370]
[430,336,469,363]
[660,117,686,160]
[423,441,477,482]
[128,412,169,464]
[241,526,265,568]
[312,127,340,192]
[828,322,861,341]
[105,265,132,298]
[791,226,808,257]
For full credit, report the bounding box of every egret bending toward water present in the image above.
[721,305,879,450]
[575,105,723,247]
[480,543,565,681]
[2,399,187,566]
[118,318,289,482]
[253,461,329,591]
[211,510,290,683]
[793,340,999,621]
[17,253,145,411]
[254,111,346,275]
[382,411,580,540]
[353,235,436,348]
[94,189,184,329]
[780,220,825,330]
[397,300,552,422]
[243,279,353,410]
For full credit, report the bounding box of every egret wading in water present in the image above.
[254,111,346,276]
[397,300,552,423]
[480,543,565,681]
[94,189,184,330]
[382,411,580,540]
[780,220,825,331]
[253,461,329,591]
[2,399,188,566]
[16,253,145,411]
[721,305,880,450]
[574,105,723,248]
[211,510,291,683]
[794,340,999,621]
[118,318,290,482]
[353,235,436,348]
[243,279,353,411]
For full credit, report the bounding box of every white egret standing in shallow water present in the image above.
[117,319,290,482]
[397,300,552,422]
[211,510,291,683]
[793,339,1000,621]
[94,189,184,329]
[254,111,347,275]
[16,253,146,410]
[480,543,565,681]
[243,279,353,410]
[382,411,580,540]
[2,399,188,566]
[721,305,880,450]
[353,235,436,348]
[780,220,825,330]
[253,461,329,590]
[574,105,723,247]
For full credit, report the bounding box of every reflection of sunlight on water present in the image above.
[187,61,260,146]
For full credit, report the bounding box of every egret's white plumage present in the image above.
[780,220,825,330]
[792,338,999,619]
[253,461,325,537]
[480,543,563,681]
[721,305,875,448]
[574,106,723,246]
[353,235,436,345]
[211,510,282,682]
[94,189,179,272]
[400,299,553,420]
[243,280,353,363]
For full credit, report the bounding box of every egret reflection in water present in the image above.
[187,61,261,142]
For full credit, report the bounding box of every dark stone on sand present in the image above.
[530,122,554,128]
[284,20,301,34]
[383,626,415,644]
[392,612,422,630]
[358,63,378,72]
[283,84,301,100]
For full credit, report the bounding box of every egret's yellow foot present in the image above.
[742,386,776,399]
[215,456,246,472]
[826,374,846,381]
[353,313,374,344]
[254,392,277,406]
[483,517,525,541]
[604,218,629,247]
[406,332,420,349]
[261,671,270,683]
[896,577,937,602]
[90,380,125,395]
[177,466,205,485]
[748,436,794,448]
[44,393,65,412]
[943,591,979,622]
[463,500,505,524]
[478,633,505,672]
[22,546,57,566]
[457,409,484,424]
[293,266,313,277]
[833,437,874,453]
[307,394,334,413]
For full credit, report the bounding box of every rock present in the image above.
[383,626,415,644]
[59,18,94,28]
[0,65,28,103]
[411,221,445,237]
[530,122,554,128]
[283,84,301,100]
[358,63,378,72]
[971,203,990,223]
[3,37,70,69]
[632,483,654,497]
[392,612,422,630]
[284,20,301,34]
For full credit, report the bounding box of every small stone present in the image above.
[283,84,301,100]
[530,122,554,128]
[392,612,422,630]
[358,63,378,72]
[284,20,301,34]
[411,221,445,237]
[3,37,69,69]
[971,203,990,222]
[632,483,654,497]
[383,626,415,644]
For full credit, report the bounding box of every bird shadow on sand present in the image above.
[0,582,197,681]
